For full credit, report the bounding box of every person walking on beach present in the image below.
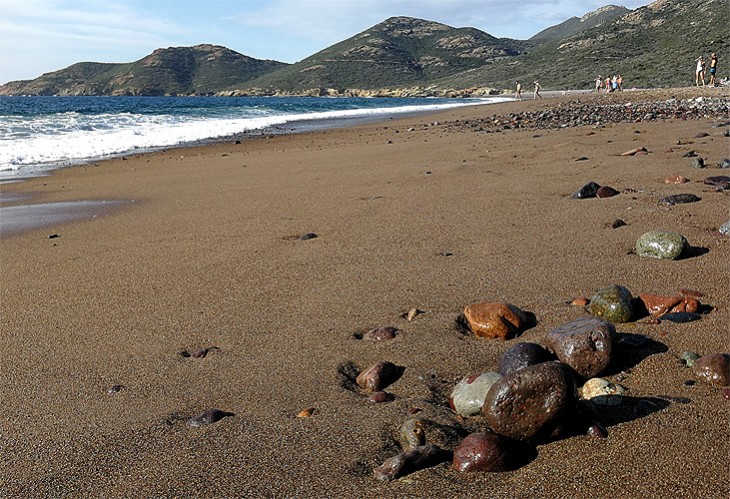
[617,74,623,91]
[533,81,542,99]
[595,76,602,93]
[695,55,706,86]
[709,53,718,86]
[515,81,522,100]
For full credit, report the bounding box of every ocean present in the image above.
[0,95,510,179]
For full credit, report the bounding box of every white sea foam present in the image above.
[0,98,510,175]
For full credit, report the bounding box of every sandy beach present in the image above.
[1,88,729,497]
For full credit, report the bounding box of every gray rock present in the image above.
[588,285,634,323]
[482,361,576,441]
[546,317,615,378]
[450,372,503,417]
[720,220,730,235]
[690,157,705,168]
[571,181,601,199]
[658,193,701,206]
[681,351,701,367]
[636,230,688,260]
[186,409,234,427]
[498,342,553,376]
[719,159,730,169]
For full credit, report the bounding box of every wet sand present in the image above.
[1,88,729,497]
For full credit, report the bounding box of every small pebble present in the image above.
[570,297,589,307]
[690,157,705,168]
[106,384,123,394]
[694,132,709,138]
[48,234,61,239]
[299,233,318,240]
[368,391,394,403]
[664,175,689,184]
[682,150,697,158]
[297,408,316,418]
[680,351,701,367]
[722,388,730,400]
[186,409,233,427]
[610,219,627,229]
[362,326,399,341]
[683,380,696,386]
[587,422,608,439]
[659,312,702,323]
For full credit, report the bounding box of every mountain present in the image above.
[436,0,728,90]
[530,5,631,42]
[234,17,531,93]
[0,45,287,96]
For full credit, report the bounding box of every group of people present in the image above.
[594,75,622,93]
[514,80,541,101]
[695,53,719,86]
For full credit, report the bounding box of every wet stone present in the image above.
[658,193,701,206]
[692,354,730,386]
[571,181,601,199]
[638,294,700,317]
[547,317,615,378]
[356,361,403,392]
[186,409,234,427]
[659,312,702,323]
[452,432,512,472]
[587,422,608,439]
[499,342,553,376]
[450,372,503,417]
[482,361,576,442]
[588,285,634,323]
[463,302,529,340]
[362,326,400,341]
[635,230,688,260]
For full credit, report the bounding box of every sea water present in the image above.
[0,95,509,178]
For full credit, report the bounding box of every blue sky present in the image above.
[0,0,651,83]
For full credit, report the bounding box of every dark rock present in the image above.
[299,232,318,240]
[587,422,608,439]
[588,285,634,323]
[179,346,219,358]
[611,219,627,229]
[369,391,395,403]
[106,385,123,394]
[546,317,615,378]
[723,388,730,399]
[682,150,697,157]
[596,186,620,198]
[658,193,701,206]
[704,176,730,189]
[363,326,400,341]
[186,409,234,427]
[499,342,553,376]
[692,354,730,386]
[463,302,529,340]
[658,312,702,323]
[48,234,61,239]
[452,432,513,472]
[575,156,589,162]
[694,132,709,138]
[356,361,403,392]
[571,181,601,199]
[635,230,688,260]
[373,444,450,481]
[482,361,576,442]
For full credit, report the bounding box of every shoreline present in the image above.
[2,87,729,496]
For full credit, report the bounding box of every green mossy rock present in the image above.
[589,285,634,323]
[635,230,688,260]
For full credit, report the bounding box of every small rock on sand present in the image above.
[635,230,688,260]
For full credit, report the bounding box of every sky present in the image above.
[0,0,652,84]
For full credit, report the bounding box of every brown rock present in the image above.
[373,444,450,481]
[638,294,700,318]
[692,354,730,386]
[463,302,529,340]
[452,432,512,472]
[571,297,589,307]
[546,317,615,378]
[369,391,394,403]
[356,361,403,392]
[362,326,400,341]
[621,146,648,156]
[596,186,620,198]
[664,175,689,184]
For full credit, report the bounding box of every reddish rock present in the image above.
[463,302,529,340]
[571,297,589,307]
[369,391,395,403]
[356,361,403,392]
[692,354,730,386]
[546,317,615,378]
[664,175,689,184]
[596,186,620,198]
[452,432,512,472]
[679,288,704,298]
[638,294,700,318]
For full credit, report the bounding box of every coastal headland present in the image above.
[2,88,729,497]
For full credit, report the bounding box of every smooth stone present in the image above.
[369,391,395,403]
[635,230,688,260]
[610,219,627,229]
[588,285,634,323]
[682,150,697,158]
[452,432,512,472]
[482,361,576,442]
[638,294,700,317]
[363,326,400,341]
[463,302,529,340]
[580,377,627,405]
[720,159,730,169]
[587,422,608,438]
[186,409,234,427]
[356,361,403,392]
[659,312,702,323]
[658,193,701,206]
[547,317,615,378]
[680,351,701,367]
[299,233,318,240]
[373,444,450,482]
[690,157,705,168]
[498,342,553,376]
[596,186,619,198]
[106,384,123,394]
[720,220,730,235]
[450,372,503,417]
[571,181,601,199]
[704,176,730,189]
[692,354,730,386]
